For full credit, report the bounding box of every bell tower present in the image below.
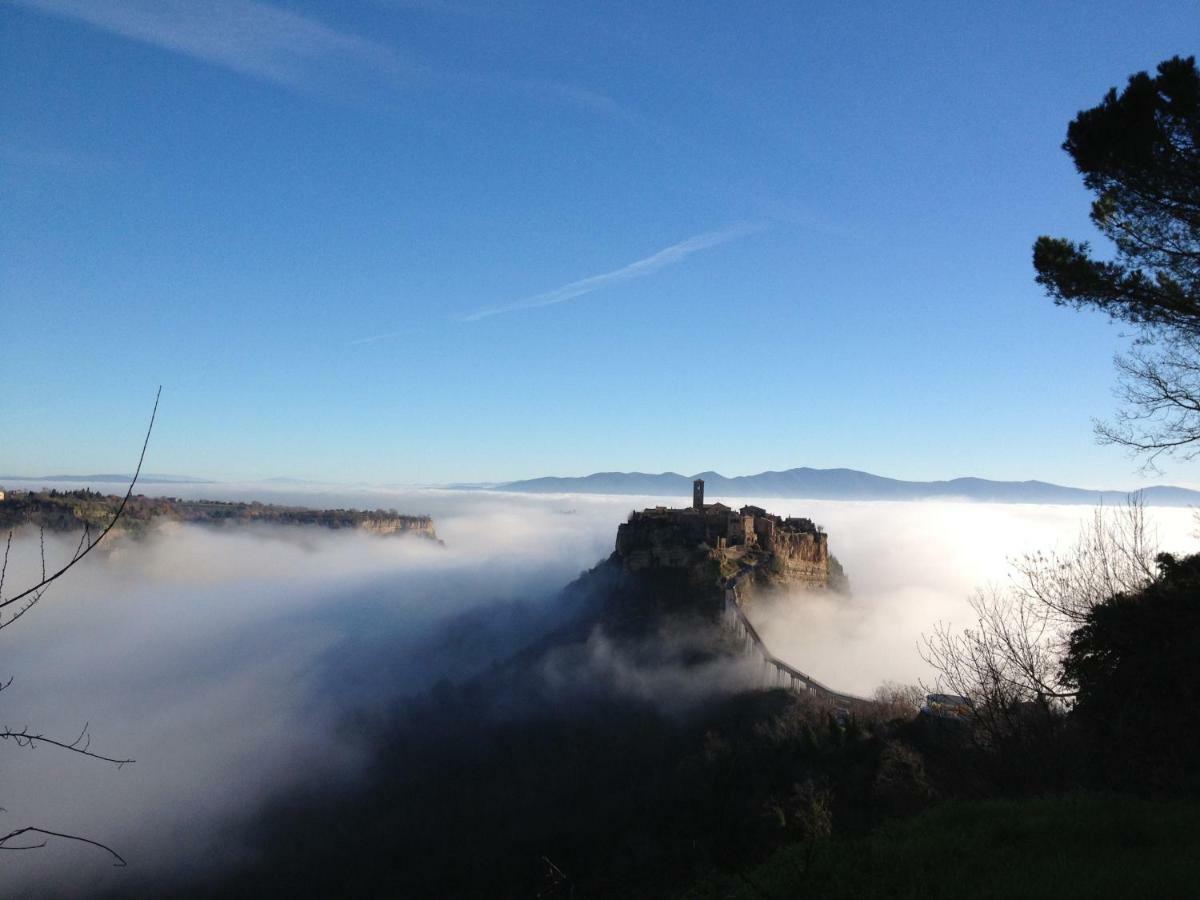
[692,478,705,509]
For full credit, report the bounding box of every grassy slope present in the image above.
[687,793,1200,900]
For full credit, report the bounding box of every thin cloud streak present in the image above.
[345,328,412,347]
[15,1,639,124]
[372,0,522,19]
[505,77,649,128]
[13,0,412,90]
[459,224,762,322]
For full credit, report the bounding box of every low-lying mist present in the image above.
[0,486,1194,895]
[738,496,1196,696]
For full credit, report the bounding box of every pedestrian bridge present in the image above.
[722,565,870,711]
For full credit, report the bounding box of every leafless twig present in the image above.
[0,826,126,866]
[921,497,1156,747]
[0,720,134,767]
[0,387,161,630]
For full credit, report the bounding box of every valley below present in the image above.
[1,486,1195,898]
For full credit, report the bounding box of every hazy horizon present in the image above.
[7,464,1200,497]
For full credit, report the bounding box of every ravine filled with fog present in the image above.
[0,485,1193,896]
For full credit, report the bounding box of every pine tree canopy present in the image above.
[1034,55,1200,333]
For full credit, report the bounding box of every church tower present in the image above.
[693,478,705,509]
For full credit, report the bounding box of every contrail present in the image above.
[345,329,410,346]
[459,223,762,322]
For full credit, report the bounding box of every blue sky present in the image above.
[2,1,1198,487]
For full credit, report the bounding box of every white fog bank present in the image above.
[0,488,1194,895]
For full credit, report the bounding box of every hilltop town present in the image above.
[612,479,846,608]
[0,488,440,542]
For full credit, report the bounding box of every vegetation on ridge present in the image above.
[0,489,438,539]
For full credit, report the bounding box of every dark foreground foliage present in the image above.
[703,792,1200,900]
[1064,551,1200,795]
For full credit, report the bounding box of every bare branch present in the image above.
[1096,335,1200,466]
[921,499,1154,747]
[0,723,134,767]
[0,531,10,598]
[0,827,127,867]
[0,386,161,623]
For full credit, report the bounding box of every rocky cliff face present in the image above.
[359,515,438,540]
[761,527,828,589]
[614,514,705,571]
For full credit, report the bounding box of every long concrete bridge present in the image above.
[722,563,870,710]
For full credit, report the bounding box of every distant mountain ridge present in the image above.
[498,467,1200,507]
